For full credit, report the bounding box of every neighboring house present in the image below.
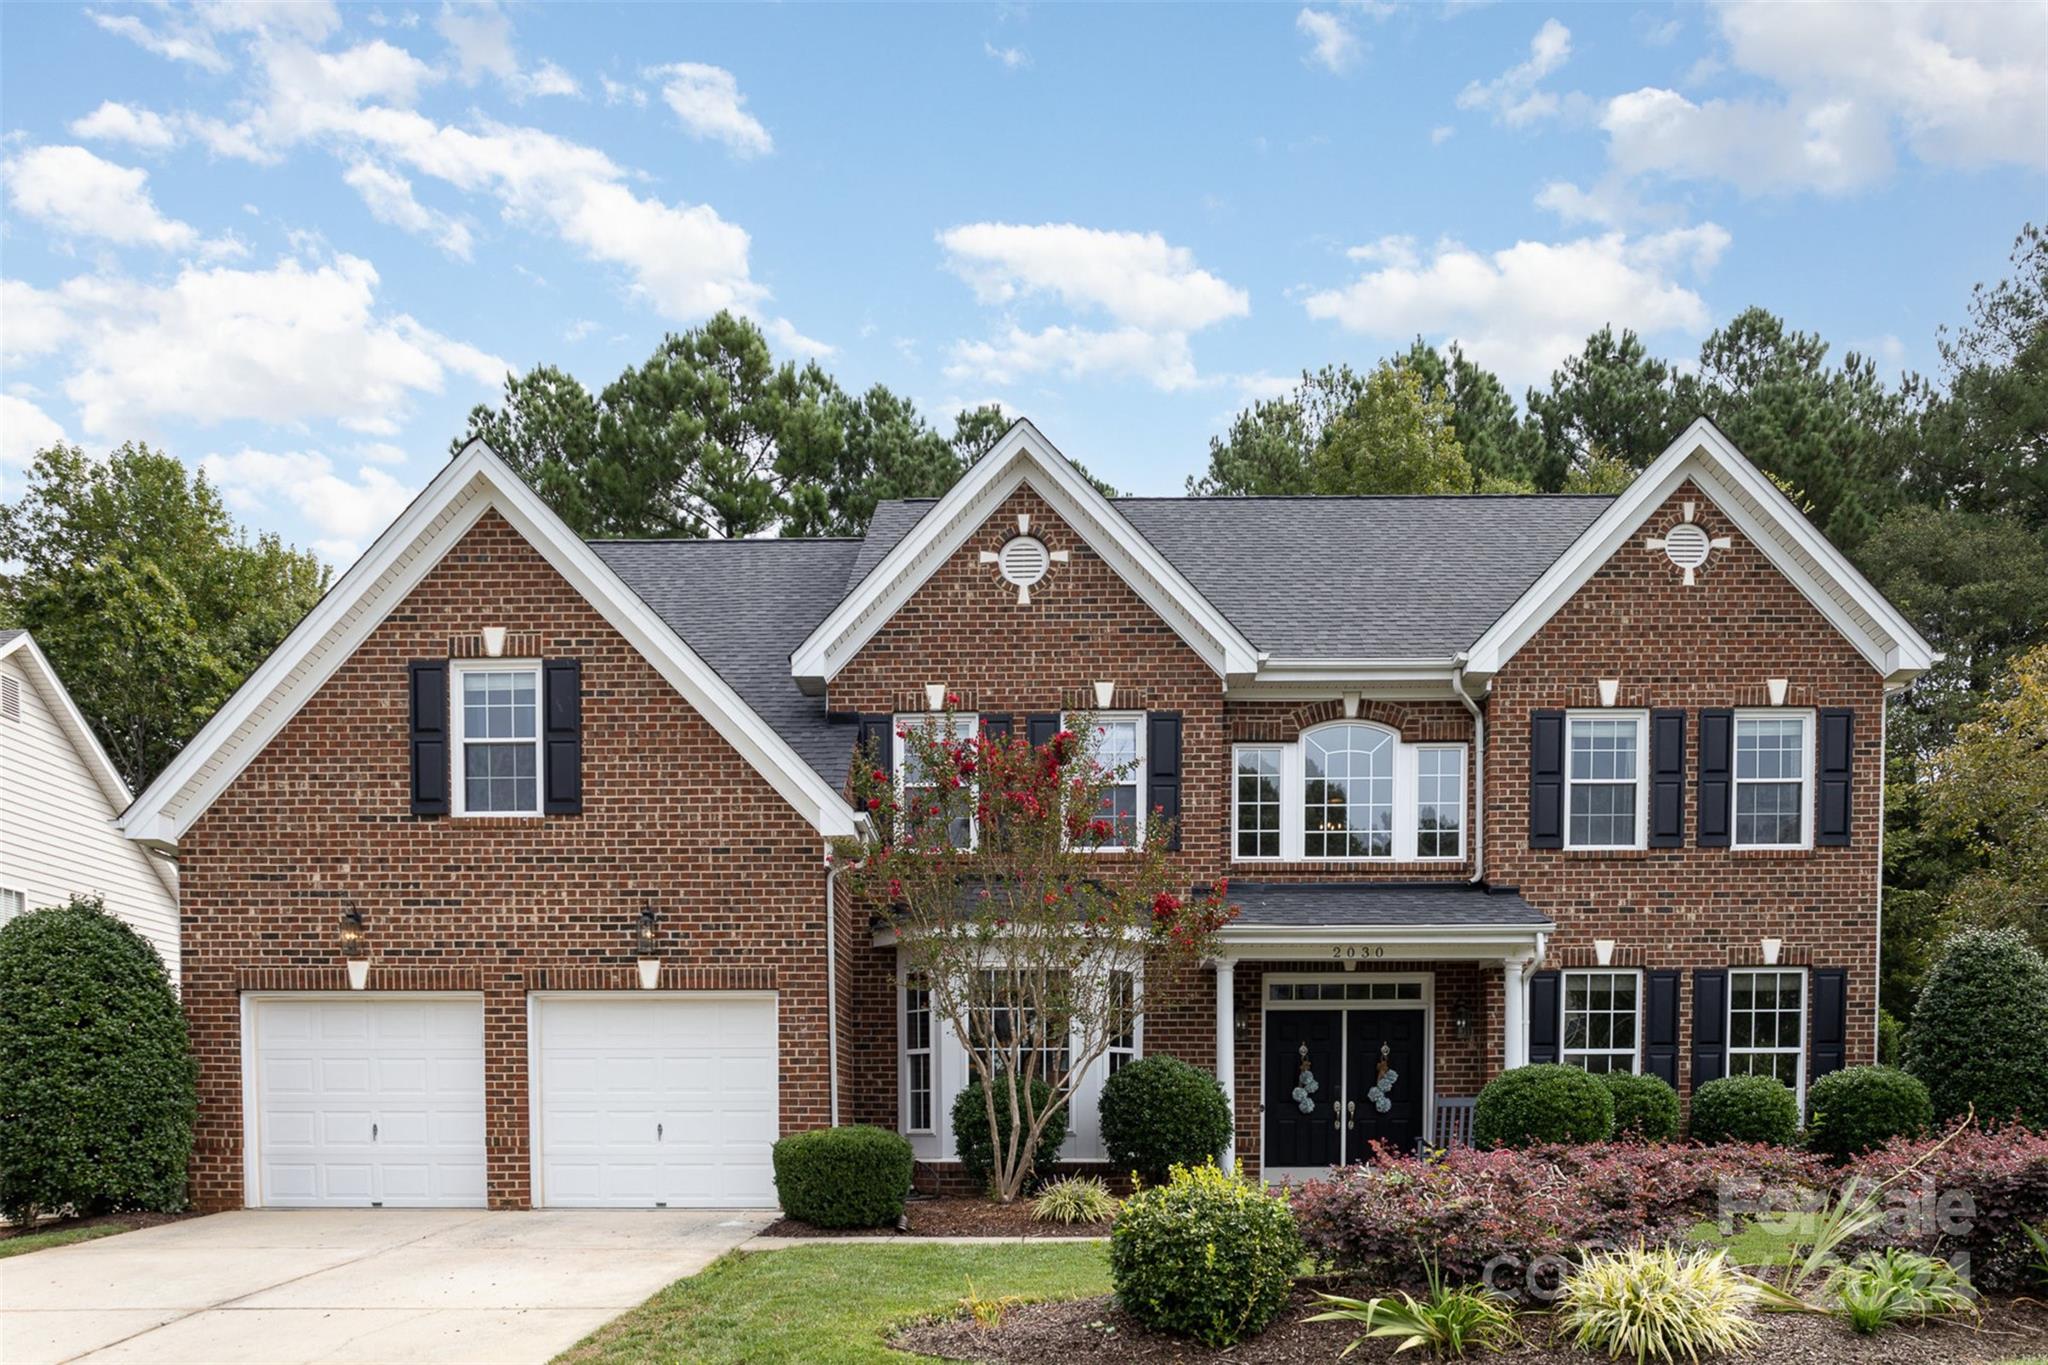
[120,418,1936,1211]
[0,630,180,979]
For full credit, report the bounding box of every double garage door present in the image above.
[246,994,777,1209]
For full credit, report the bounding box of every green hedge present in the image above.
[1110,1163,1301,1346]
[771,1125,914,1228]
[1598,1070,1681,1142]
[1906,928,2048,1128]
[1473,1064,1615,1149]
[1690,1074,1798,1146]
[0,897,196,1223]
[1805,1066,1932,1161]
[1099,1056,1232,1186]
[952,1074,1069,1188]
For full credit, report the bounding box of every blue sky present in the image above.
[3,2,2043,562]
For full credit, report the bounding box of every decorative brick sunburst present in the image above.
[977,511,1072,605]
[1645,501,1732,586]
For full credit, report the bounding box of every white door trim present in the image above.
[1258,972,1434,1185]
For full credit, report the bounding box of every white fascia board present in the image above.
[2,633,134,814]
[120,441,856,845]
[1463,418,1938,683]
[1215,924,1552,958]
[790,419,1261,689]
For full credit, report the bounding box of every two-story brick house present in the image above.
[121,417,1935,1209]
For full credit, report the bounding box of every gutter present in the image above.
[824,846,840,1127]
[1451,658,1486,886]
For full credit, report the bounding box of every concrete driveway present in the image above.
[0,1208,775,1365]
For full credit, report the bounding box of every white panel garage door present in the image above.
[533,994,778,1208]
[249,996,487,1208]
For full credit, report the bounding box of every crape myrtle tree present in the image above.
[833,705,1235,1203]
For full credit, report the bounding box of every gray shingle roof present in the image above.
[1210,882,1554,930]
[0,629,24,648]
[592,539,863,787]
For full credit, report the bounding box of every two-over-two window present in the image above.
[1233,723,1464,862]
[1561,710,1813,850]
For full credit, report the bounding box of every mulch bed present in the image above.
[894,1288,2048,1363]
[0,1210,198,1240]
[761,1195,1110,1239]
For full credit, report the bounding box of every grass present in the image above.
[1689,1216,1809,1267]
[553,1241,1112,1365]
[0,1222,132,1258]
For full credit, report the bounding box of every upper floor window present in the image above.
[1232,725,1467,862]
[1566,713,1646,849]
[1063,713,1144,849]
[1735,713,1811,848]
[1561,969,1640,1073]
[454,664,540,816]
[895,714,977,848]
[1728,967,1806,1105]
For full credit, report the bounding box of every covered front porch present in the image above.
[1203,883,1554,1182]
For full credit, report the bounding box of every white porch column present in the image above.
[1215,958,1237,1173]
[1502,957,1527,1071]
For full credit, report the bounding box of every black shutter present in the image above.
[980,713,1013,745]
[408,661,448,817]
[543,659,583,815]
[1529,710,1565,848]
[1526,969,1561,1065]
[1697,709,1734,847]
[1147,711,1183,852]
[1645,969,1681,1087]
[1649,709,1687,848]
[854,714,894,807]
[1817,709,1854,846]
[1811,968,1848,1080]
[1691,969,1728,1089]
[1027,712,1060,748]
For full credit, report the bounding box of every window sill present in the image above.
[1558,847,1657,859]
[449,813,548,823]
[1729,846,1816,859]
[1227,858,1472,874]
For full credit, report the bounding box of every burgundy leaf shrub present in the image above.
[1845,1124,2048,1293]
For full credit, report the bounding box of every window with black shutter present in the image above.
[1696,710,1734,847]
[1649,709,1686,847]
[542,659,583,815]
[1146,711,1182,851]
[1527,969,1561,1064]
[1691,968,1728,1088]
[1816,709,1854,846]
[1529,710,1565,848]
[408,660,448,816]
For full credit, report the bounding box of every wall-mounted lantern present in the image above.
[340,904,369,991]
[1452,998,1475,1042]
[636,905,661,990]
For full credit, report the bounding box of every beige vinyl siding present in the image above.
[0,654,179,981]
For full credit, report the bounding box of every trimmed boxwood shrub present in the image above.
[1110,1162,1301,1346]
[952,1074,1069,1189]
[1598,1070,1681,1142]
[1473,1064,1615,1149]
[771,1125,913,1228]
[1805,1066,1932,1161]
[1099,1056,1231,1185]
[1906,927,2048,1128]
[0,896,196,1223]
[1690,1074,1798,1146]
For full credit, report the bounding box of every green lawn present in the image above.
[0,1222,133,1258]
[555,1242,1111,1365]
[1689,1215,1810,1266]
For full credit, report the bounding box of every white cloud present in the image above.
[188,115,281,164]
[1296,9,1359,74]
[984,41,1030,71]
[600,75,647,107]
[937,223,1249,333]
[563,318,600,342]
[436,2,580,99]
[1430,124,1455,145]
[1303,225,1731,389]
[201,447,418,562]
[762,315,835,358]
[1,395,67,484]
[524,60,581,99]
[945,325,1202,392]
[343,159,474,258]
[89,10,231,72]
[353,440,410,464]
[1601,86,1892,194]
[1,145,197,250]
[1457,18,1572,126]
[70,101,180,151]
[1533,178,1643,227]
[1,279,80,361]
[649,63,773,157]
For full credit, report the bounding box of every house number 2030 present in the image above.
[1330,945,1386,960]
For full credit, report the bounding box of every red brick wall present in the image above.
[178,511,831,1211]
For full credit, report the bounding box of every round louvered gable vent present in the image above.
[1663,522,1711,570]
[998,535,1050,587]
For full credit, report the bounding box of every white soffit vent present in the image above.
[998,535,1051,587]
[1662,522,1711,570]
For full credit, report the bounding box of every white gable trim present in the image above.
[791,419,1262,690]
[119,441,858,848]
[1463,419,1939,686]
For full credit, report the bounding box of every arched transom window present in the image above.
[1303,724,1394,858]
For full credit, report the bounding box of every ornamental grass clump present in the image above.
[1559,1245,1760,1364]
[1030,1175,1117,1224]
[1309,1258,1519,1360]
[1826,1248,1975,1334]
[1109,1162,1301,1347]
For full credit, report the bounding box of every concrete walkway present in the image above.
[0,1208,774,1365]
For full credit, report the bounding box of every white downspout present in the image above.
[1452,662,1486,885]
[824,846,841,1127]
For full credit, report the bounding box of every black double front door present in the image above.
[1262,1007,1426,1169]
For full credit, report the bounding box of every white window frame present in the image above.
[0,887,26,924]
[1732,709,1815,850]
[1413,744,1466,862]
[1563,710,1650,851]
[902,972,935,1134]
[1229,724,1471,864]
[1559,968,1643,1073]
[1728,966,1808,1112]
[1062,711,1146,851]
[1232,743,1285,862]
[1106,969,1140,1077]
[450,660,543,818]
[893,713,979,849]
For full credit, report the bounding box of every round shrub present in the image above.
[771,1125,913,1228]
[1099,1056,1232,1185]
[1690,1074,1798,1146]
[1473,1064,1615,1149]
[0,897,195,1223]
[1110,1162,1302,1346]
[1805,1066,1933,1161]
[1598,1070,1682,1142]
[952,1074,1069,1189]
[1906,927,2048,1128]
